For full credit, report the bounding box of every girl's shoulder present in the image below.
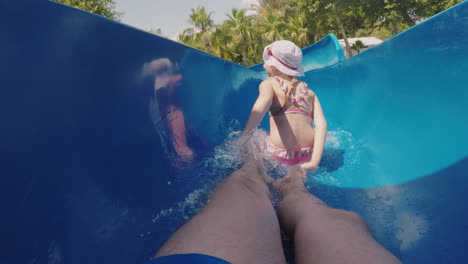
[260,77,279,88]
[262,77,285,91]
[298,81,315,96]
[264,76,283,85]
[298,80,310,89]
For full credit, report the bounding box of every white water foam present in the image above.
[362,186,429,252]
[149,127,363,233]
[306,129,361,187]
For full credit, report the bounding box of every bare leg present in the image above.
[276,166,401,264]
[155,158,286,264]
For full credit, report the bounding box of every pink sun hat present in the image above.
[262,40,304,77]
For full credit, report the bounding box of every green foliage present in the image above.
[351,40,367,53]
[355,25,393,41]
[358,0,464,35]
[146,28,168,38]
[179,0,463,65]
[53,0,123,21]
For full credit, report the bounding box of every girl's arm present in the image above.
[302,94,327,173]
[242,80,274,136]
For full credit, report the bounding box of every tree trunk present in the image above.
[332,5,353,57]
[240,31,248,66]
[394,20,402,35]
[241,42,248,66]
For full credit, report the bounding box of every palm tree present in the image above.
[260,14,287,43]
[187,6,214,33]
[179,7,215,51]
[225,9,255,66]
[210,24,233,59]
[177,2,314,66]
[287,15,308,48]
[250,0,293,18]
[351,40,367,54]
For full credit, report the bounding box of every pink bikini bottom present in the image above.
[267,142,313,166]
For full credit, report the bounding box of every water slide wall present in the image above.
[1,0,467,263]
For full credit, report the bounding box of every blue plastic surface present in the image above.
[147,254,230,264]
[1,0,467,263]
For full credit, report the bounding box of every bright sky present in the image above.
[114,0,259,40]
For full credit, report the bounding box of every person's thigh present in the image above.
[155,159,286,264]
[278,191,400,264]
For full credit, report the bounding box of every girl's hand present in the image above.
[175,145,194,162]
[300,162,318,174]
[235,134,250,156]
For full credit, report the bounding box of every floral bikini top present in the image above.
[268,76,313,119]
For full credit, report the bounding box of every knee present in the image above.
[230,169,270,198]
[241,175,270,198]
[328,209,368,229]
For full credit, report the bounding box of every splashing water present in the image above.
[218,129,291,176]
[147,123,430,259]
[148,128,277,227]
[149,127,360,225]
[306,129,361,188]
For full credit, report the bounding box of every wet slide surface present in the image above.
[1,1,467,263]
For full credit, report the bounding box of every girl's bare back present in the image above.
[267,77,316,149]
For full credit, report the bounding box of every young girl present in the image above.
[241,40,327,173]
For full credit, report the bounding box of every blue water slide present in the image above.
[0,0,467,263]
